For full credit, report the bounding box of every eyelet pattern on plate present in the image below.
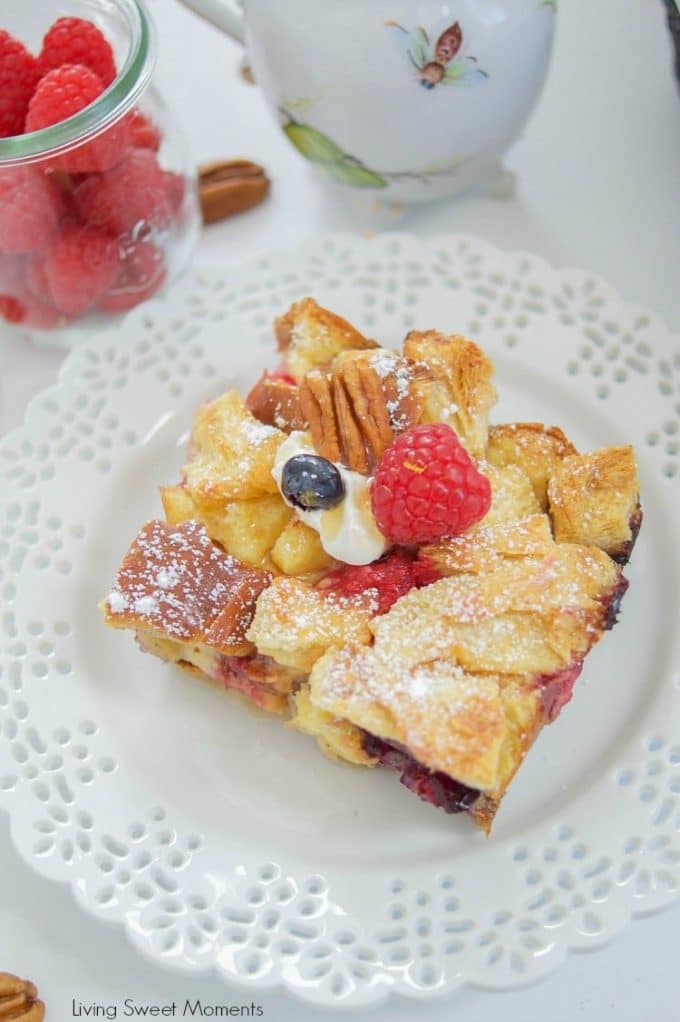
[0,234,678,1008]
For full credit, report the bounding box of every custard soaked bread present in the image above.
[103,299,641,830]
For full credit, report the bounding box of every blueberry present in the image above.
[281,454,345,511]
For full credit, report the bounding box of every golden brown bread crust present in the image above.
[102,520,271,656]
[307,540,623,813]
[422,514,554,576]
[367,545,621,676]
[403,330,496,457]
[547,446,641,562]
[310,650,513,791]
[246,577,374,673]
[183,390,285,507]
[161,484,292,569]
[487,422,578,508]
[275,297,378,381]
[163,389,296,567]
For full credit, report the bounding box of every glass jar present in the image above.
[0,0,200,347]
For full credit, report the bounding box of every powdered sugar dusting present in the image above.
[105,520,269,644]
[134,595,158,615]
[370,350,399,379]
[314,648,506,790]
[370,349,414,431]
[247,577,375,670]
[107,590,127,613]
[156,566,179,590]
[242,418,278,445]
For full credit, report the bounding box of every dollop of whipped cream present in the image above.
[272,431,388,566]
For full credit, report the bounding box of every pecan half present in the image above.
[0,973,45,1021]
[299,351,426,473]
[299,371,344,465]
[245,372,307,432]
[198,160,270,224]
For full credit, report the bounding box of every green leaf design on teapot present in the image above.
[282,117,388,189]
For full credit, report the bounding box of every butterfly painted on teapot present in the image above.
[386,20,488,91]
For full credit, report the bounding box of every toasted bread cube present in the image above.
[309,649,508,793]
[102,519,271,656]
[247,577,373,672]
[271,520,337,576]
[547,446,641,562]
[162,484,291,567]
[161,483,195,524]
[184,390,284,508]
[487,423,578,509]
[290,685,374,765]
[205,497,292,566]
[481,463,541,525]
[422,513,554,577]
[275,298,378,382]
[404,330,496,458]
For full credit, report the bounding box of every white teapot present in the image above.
[180,0,556,203]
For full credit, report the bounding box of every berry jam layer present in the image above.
[217,654,293,713]
[538,661,584,722]
[611,505,643,565]
[601,574,630,631]
[360,732,481,814]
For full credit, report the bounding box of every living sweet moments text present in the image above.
[71,1001,265,1019]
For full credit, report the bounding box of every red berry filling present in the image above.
[538,662,584,723]
[217,655,283,710]
[362,733,481,814]
[317,549,441,616]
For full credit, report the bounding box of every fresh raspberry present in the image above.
[25,64,125,172]
[45,224,118,315]
[26,63,104,132]
[74,149,171,234]
[124,108,161,151]
[371,423,491,545]
[99,239,166,312]
[0,30,41,138]
[0,168,63,254]
[37,17,117,87]
[317,549,440,616]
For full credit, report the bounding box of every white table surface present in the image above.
[1,1,679,1018]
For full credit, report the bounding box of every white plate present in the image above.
[0,234,678,1009]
